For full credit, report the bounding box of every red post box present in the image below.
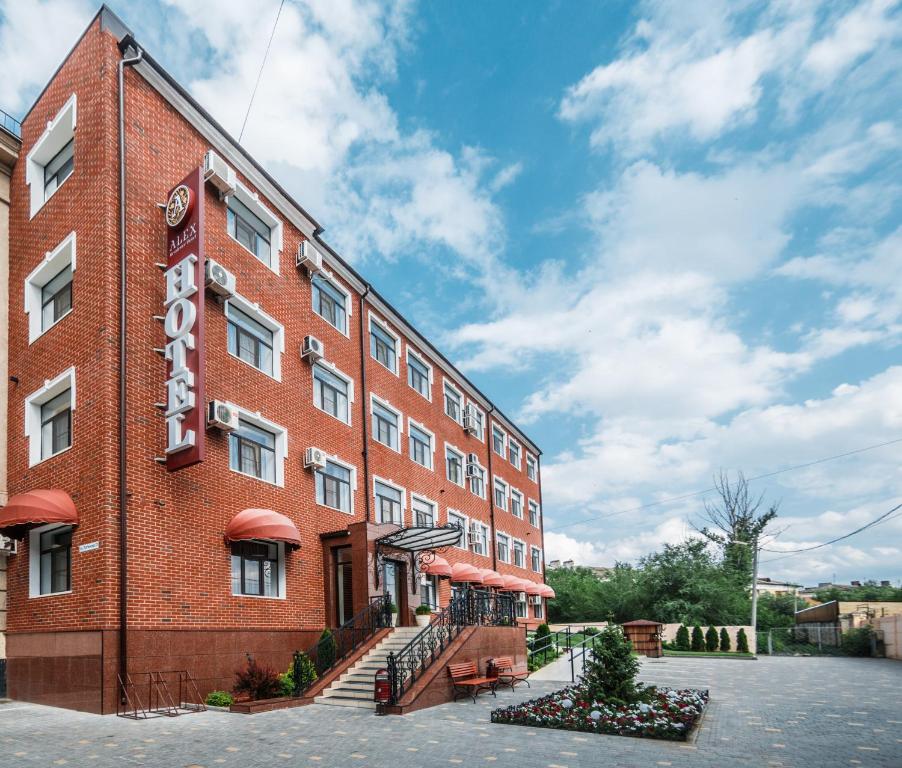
[374,668,391,707]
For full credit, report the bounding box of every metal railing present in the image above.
[527,625,602,681]
[0,109,21,139]
[386,592,515,705]
[292,594,393,696]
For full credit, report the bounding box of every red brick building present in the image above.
[0,7,547,713]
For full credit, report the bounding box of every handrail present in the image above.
[527,626,601,681]
[0,109,21,139]
[292,594,392,696]
[386,591,515,705]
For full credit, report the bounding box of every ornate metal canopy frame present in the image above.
[373,523,462,593]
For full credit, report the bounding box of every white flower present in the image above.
[561,699,573,709]
[590,710,602,720]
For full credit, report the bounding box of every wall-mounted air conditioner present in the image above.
[463,404,479,434]
[304,447,328,470]
[207,400,239,432]
[203,150,237,196]
[296,240,323,273]
[205,259,236,299]
[301,335,324,363]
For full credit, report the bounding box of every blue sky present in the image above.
[2,0,901,585]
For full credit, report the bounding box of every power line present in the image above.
[546,436,902,532]
[239,0,286,143]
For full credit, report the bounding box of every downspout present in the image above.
[357,286,372,523]
[537,458,547,619]
[486,408,497,571]
[118,43,143,694]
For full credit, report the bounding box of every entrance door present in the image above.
[335,547,354,625]
[384,559,404,623]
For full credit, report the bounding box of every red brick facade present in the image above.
[3,11,545,712]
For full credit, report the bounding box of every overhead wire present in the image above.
[239,0,286,142]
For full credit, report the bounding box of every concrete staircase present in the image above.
[314,626,421,709]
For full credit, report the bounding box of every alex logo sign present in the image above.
[164,168,205,471]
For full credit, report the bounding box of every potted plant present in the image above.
[415,604,433,627]
[389,602,399,627]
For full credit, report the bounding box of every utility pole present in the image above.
[750,537,760,653]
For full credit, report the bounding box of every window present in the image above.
[228,196,271,266]
[533,599,544,619]
[25,367,75,467]
[493,477,508,511]
[316,459,353,513]
[34,525,72,596]
[369,317,398,373]
[227,409,287,486]
[421,575,438,610]
[515,592,527,619]
[231,541,281,597]
[26,94,76,217]
[311,273,349,334]
[314,364,351,424]
[469,463,486,499]
[510,489,523,519]
[448,511,468,550]
[508,438,521,469]
[513,540,525,569]
[374,480,404,525]
[227,304,273,376]
[407,350,431,399]
[531,546,542,573]
[446,445,464,486]
[469,521,488,556]
[409,421,433,469]
[529,500,541,528]
[496,532,510,563]
[492,425,506,456]
[526,454,538,482]
[444,381,462,423]
[412,496,435,527]
[25,231,76,343]
[372,397,401,451]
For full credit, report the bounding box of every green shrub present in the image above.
[705,626,719,652]
[736,628,749,653]
[317,629,337,672]
[719,627,731,652]
[841,626,874,657]
[674,625,690,651]
[583,626,600,636]
[204,690,233,707]
[581,623,640,703]
[690,625,705,652]
[290,651,318,695]
[415,604,433,615]
[233,655,283,701]
[388,602,398,614]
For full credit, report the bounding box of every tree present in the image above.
[546,566,611,622]
[756,593,797,632]
[581,623,640,703]
[674,625,690,651]
[705,625,719,652]
[690,625,705,652]
[316,629,337,673]
[736,628,750,653]
[719,627,731,652]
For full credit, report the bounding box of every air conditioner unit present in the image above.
[301,335,324,363]
[204,259,236,299]
[296,240,323,273]
[207,400,239,432]
[467,522,480,546]
[517,592,526,602]
[304,447,328,470]
[203,149,237,196]
[463,404,479,434]
[0,534,17,555]
[529,594,543,605]
[465,463,481,478]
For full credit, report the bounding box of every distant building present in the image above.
[756,577,801,596]
[547,560,613,580]
[796,600,902,631]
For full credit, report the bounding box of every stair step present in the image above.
[313,695,376,709]
[321,687,373,700]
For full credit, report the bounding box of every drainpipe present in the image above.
[118,43,143,694]
[486,407,497,571]
[357,286,371,523]
[537,457,547,619]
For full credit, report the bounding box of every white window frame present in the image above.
[26,94,77,218]
[315,454,357,514]
[530,545,542,573]
[370,394,403,452]
[28,523,73,598]
[495,531,511,564]
[25,231,76,343]
[508,437,522,470]
[491,424,507,457]
[410,493,437,528]
[443,378,463,424]
[528,499,541,528]
[225,181,283,273]
[510,487,524,519]
[526,454,538,482]
[512,538,526,569]
[372,475,407,526]
[25,367,76,467]
[445,442,466,488]
[493,476,508,511]
[224,294,285,380]
[407,417,435,470]
[230,540,287,601]
[312,360,355,425]
[228,406,288,487]
[468,459,487,500]
[447,510,468,550]
[466,400,485,441]
[311,270,352,338]
[406,346,433,401]
[368,312,401,375]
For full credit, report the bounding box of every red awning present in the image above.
[0,489,77,538]
[478,569,505,588]
[538,584,556,599]
[450,562,483,584]
[500,575,529,592]
[224,508,302,549]
[423,555,452,578]
[521,580,543,596]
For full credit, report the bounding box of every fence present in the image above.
[661,623,755,654]
[874,615,901,660]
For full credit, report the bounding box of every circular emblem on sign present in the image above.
[166,184,192,228]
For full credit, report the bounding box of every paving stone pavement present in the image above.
[0,656,900,768]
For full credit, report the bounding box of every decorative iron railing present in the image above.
[385,591,515,704]
[291,594,393,696]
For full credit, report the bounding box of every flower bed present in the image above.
[490,684,708,741]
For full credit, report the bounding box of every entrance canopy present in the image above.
[0,489,77,539]
[375,523,462,552]
[224,508,301,549]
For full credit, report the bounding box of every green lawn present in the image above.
[662,649,755,659]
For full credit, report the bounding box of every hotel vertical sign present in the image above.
[163,167,205,471]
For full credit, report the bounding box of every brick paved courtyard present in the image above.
[1,656,900,767]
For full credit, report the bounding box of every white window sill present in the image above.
[227,350,279,382]
[227,232,278,275]
[315,501,353,515]
[232,592,286,601]
[230,466,282,488]
[29,444,73,469]
[31,308,73,345]
[29,589,73,599]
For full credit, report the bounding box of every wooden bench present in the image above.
[490,656,530,690]
[448,661,497,703]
